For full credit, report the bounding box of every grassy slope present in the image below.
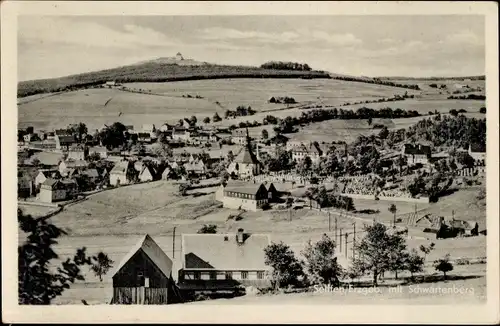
[17,61,330,98]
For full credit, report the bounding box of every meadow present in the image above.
[18,78,418,131]
[17,179,486,305]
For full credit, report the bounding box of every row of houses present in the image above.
[111,229,271,304]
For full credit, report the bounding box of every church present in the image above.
[227,129,262,179]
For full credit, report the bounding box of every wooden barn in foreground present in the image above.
[110,234,181,304]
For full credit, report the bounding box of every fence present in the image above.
[112,287,168,305]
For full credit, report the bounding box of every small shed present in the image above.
[110,234,179,304]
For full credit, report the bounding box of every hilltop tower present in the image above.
[176,52,184,61]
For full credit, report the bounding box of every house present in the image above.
[184,160,206,177]
[227,135,261,179]
[178,229,271,292]
[216,182,270,211]
[46,131,56,140]
[18,172,35,198]
[109,160,132,186]
[35,169,61,187]
[82,168,100,183]
[125,125,135,134]
[59,160,88,177]
[138,165,155,182]
[468,143,486,165]
[137,132,153,144]
[231,129,248,145]
[159,123,174,132]
[54,133,76,150]
[290,142,324,164]
[402,143,431,165]
[67,144,87,161]
[215,132,232,142]
[172,127,191,142]
[105,81,121,87]
[448,219,479,236]
[23,133,41,143]
[38,178,78,203]
[110,234,178,304]
[88,146,108,159]
[412,214,444,233]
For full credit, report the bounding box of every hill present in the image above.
[17,60,331,98]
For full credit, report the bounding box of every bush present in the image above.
[197,224,217,234]
[455,258,470,265]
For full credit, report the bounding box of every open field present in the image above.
[343,98,486,114]
[17,180,486,305]
[18,78,418,131]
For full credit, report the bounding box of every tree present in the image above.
[261,129,269,140]
[405,249,425,280]
[301,234,343,286]
[367,117,373,126]
[479,107,486,114]
[388,204,397,226]
[449,109,459,117]
[90,252,114,282]
[203,117,211,125]
[352,222,408,286]
[213,112,222,122]
[264,241,304,290]
[419,242,435,261]
[378,126,389,140]
[178,183,190,196]
[433,254,454,280]
[18,209,97,304]
[297,156,312,177]
[227,150,235,162]
[197,224,217,234]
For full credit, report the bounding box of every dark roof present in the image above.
[224,182,267,195]
[403,144,431,156]
[42,178,58,187]
[111,234,173,278]
[234,145,259,164]
[138,132,151,138]
[469,143,486,153]
[83,169,99,178]
[57,135,76,143]
[182,233,271,270]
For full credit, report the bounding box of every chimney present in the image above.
[236,228,245,244]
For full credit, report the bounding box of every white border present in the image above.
[2,1,499,324]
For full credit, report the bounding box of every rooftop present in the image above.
[182,232,271,271]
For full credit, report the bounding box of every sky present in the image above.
[18,15,485,81]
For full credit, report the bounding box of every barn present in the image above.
[110,234,181,304]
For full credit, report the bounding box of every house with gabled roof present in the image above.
[216,181,270,211]
[138,165,155,182]
[38,178,78,203]
[291,141,324,164]
[178,229,271,292]
[59,159,88,177]
[402,143,432,165]
[67,144,87,161]
[55,133,76,150]
[110,234,179,304]
[109,160,133,186]
[35,169,61,187]
[468,143,486,166]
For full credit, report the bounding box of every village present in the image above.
[17,105,487,304]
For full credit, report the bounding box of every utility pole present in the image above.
[352,222,356,259]
[328,211,331,232]
[172,226,176,259]
[339,229,343,253]
[289,206,292,222]
[335,216,338,248]
[345,232,348,258]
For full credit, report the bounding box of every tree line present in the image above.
[260,61,312,71]
[331,76,421,90]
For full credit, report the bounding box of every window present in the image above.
[225,271,233,280]
[194,272,201,280]
[241,271,248,280]
[257,271,264,279]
